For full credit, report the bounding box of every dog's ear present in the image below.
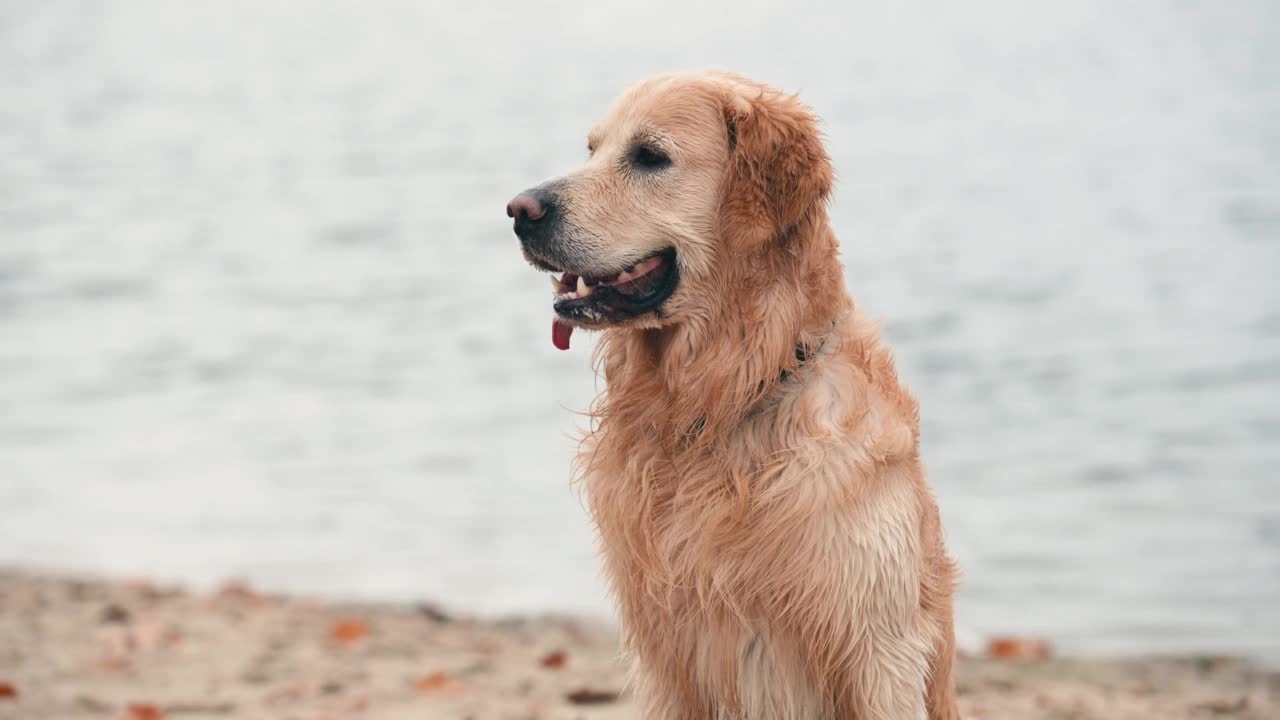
[718,80,834,250]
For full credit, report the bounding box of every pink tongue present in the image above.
[552,319,573,350]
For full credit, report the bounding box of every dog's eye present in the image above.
[630,145,671,171]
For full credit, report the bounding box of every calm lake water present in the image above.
[1,1,1278,662]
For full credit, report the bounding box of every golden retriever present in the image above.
[507,71,960,720]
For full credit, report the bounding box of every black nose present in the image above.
[507,187,558,246]
[506,193,545,221]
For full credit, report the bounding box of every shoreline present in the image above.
[1,568,1276,719]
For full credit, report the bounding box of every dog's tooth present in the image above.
[551,274,564,291]
[578,276,595,297]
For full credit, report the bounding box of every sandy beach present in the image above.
[0,569,1275,720]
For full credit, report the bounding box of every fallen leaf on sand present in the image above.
[566,688,620,705]
[214,580,265,605]
[540,650,568,669]
[330,619,368,644]
[132,621,182,651]
[94,655,131,673]
[0,681,17,699]
[986,635,1052,661]
[165,701,235,714]
[262,682,304,706]
[124,703,167,720]
[75,694,112,713]
[319,681,343,695]
[346,693,369,712]
[1193,696,1249,715]
[100,604,131,624]
[416,603,451,623]
[1194,655,1237,673]
[124,578,167,600]
[413,672,461,694]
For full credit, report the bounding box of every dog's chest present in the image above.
[583,432,838,717]
[582,417,926,717]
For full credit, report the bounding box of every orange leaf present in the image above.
[94,655,131,673]
[413,672,458,694]
[330,619,368,644]
[540,650,567,669]
[985,635,1052,661]
[0,681,17,699]
[125,703,167,720]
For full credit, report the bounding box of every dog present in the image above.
[507,71,960,720]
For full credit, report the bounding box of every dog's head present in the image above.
[507,72,833,350]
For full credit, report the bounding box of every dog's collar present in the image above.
[779,344,815,383]
[780,345,807,382]
[780,319,836,382]
[683,320,837,443]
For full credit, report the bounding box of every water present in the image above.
[1,0,1278,662]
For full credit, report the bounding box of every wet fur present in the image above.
[556,72,960,719]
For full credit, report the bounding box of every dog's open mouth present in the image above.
[545,249,678,350]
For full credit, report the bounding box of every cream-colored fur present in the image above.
[520,71,960,719]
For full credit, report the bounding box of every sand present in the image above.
[1,569,1276,720]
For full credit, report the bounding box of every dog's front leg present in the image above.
[832,633,932,720]
[633,664,721,720]
[788,499,938,719]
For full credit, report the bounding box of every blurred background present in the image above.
[1,0,1276,664]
